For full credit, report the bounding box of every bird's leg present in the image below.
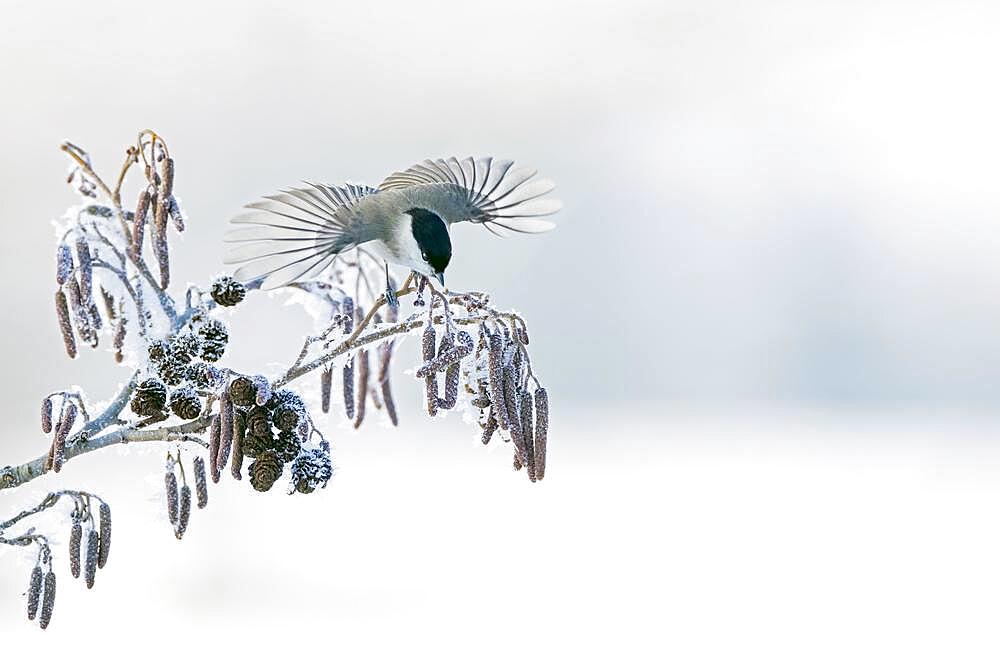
[384,262,399,309]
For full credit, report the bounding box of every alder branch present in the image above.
[3,131,552,631]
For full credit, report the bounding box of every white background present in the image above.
[3,1,1000,664]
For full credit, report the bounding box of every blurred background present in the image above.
[2,1,1000,664]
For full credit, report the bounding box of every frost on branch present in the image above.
[0,131,552,629]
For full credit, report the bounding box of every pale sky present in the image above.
[1,0,999,411]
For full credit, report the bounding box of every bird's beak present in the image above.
[433,272,446,287]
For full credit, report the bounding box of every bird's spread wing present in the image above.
[223,183,376,289]
[378,157,561,237]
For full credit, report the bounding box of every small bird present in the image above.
[224,156,561,290]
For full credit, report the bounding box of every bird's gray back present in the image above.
[342,184,477,244]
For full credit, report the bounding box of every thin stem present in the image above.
[60,142,115,202]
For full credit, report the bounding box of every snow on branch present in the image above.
[0,131,550,629]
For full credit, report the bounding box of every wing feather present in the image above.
[225,182,375,288]
[378,156,557,235]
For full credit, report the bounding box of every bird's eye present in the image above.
[421,251,429,261]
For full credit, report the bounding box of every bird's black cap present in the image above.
[407,208,452,275]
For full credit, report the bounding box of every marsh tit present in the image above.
[224,156,561,289]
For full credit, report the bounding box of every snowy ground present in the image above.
[2,408,1000,666]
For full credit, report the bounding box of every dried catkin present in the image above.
[194,456,209,505]
[84,529,98,589]
[174,485,191,539]
[97,501,111,568]
[153,195,170,289]
[113,313,126,363]
[218,391,234,473]
[208,415,221,483]
[52,403,76,473]
[520,388,537,482]
[165,467,179,524]
[161,157,175,197]
[39,570,56,629]
[55,243,73,285]
[132,189,149,260]
[368,385,383,410]
[55,290,77,358]
[433,332,458,410]
[133,276,148,337]
[503,366,527,467]
[342,297,354,333]
[439,361,460,410]
[167,196,185,232]
[378,341,398,426]
[515,321,530,345]
[343,356,355,420]
[320,366,332,413]
[230,411,245,481]
[422,320,438,416]
[67,278,93,344]
[75,237,93,303]
[481,413,499,445]
[487,333,508,429]
[354,348,369,429]
[46,424,61,472]
[533,388,548,481]
[100,286,116,322]
[416,339,473,378]
[422,320,437,362]
[62,402,77,433]
[88,302,103,330]
[69,518,82,578]
[26,565,42,620]
[41,397,53,433]
[381,381,398,425]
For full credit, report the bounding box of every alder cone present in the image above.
[210,276,246,307]
[131,378,167,416]
[169,386,202,420]
[248,450,282,492]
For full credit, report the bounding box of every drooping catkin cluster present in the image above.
[477,319,548,481]
[52,204,143,361]
[8,491,114,630]
[406,290,551,482]
[307,275,402,429]
[164,453,207,539]
[133,141,184,289]
[43,394,83,473]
